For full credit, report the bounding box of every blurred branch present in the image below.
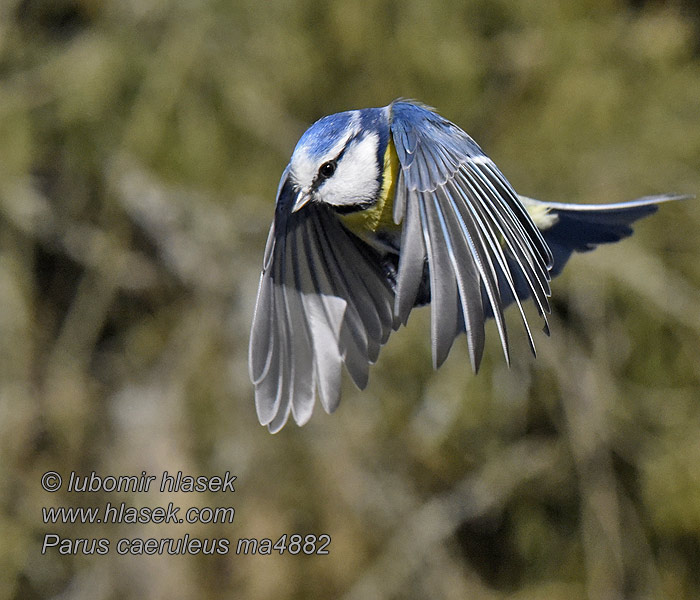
[590,243,700,338]
[340,440,558,600]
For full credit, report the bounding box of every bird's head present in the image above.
[278,108,392,216]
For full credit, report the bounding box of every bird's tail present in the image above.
[533,193,690,277]
[484,194,690,316]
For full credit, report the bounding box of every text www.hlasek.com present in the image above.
[40,470,331,556]
[43,502,234,525]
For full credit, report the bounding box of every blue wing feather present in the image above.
[390,100,552,368]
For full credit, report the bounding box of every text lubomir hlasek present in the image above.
[65,470,237,493]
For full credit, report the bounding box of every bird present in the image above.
[249,99,688,432]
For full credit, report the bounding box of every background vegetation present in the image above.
[1,0,699,598]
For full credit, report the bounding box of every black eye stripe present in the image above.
[311,133,361,189]
[318,134,357,176]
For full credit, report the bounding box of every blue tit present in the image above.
[249,99,688,432]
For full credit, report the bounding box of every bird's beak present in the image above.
[276,167,311,213]
[291,192,312,213]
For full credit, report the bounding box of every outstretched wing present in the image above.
[249,179,395,432]
[390,101,553,372]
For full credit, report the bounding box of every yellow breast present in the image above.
[339,138,402,237]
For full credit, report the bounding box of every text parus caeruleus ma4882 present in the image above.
[249,99,689,432]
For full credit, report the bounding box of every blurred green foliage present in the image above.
[1,0,699,598]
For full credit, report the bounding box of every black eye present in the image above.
[319,160,337,179]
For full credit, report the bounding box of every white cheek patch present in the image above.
[321,133,380,207]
